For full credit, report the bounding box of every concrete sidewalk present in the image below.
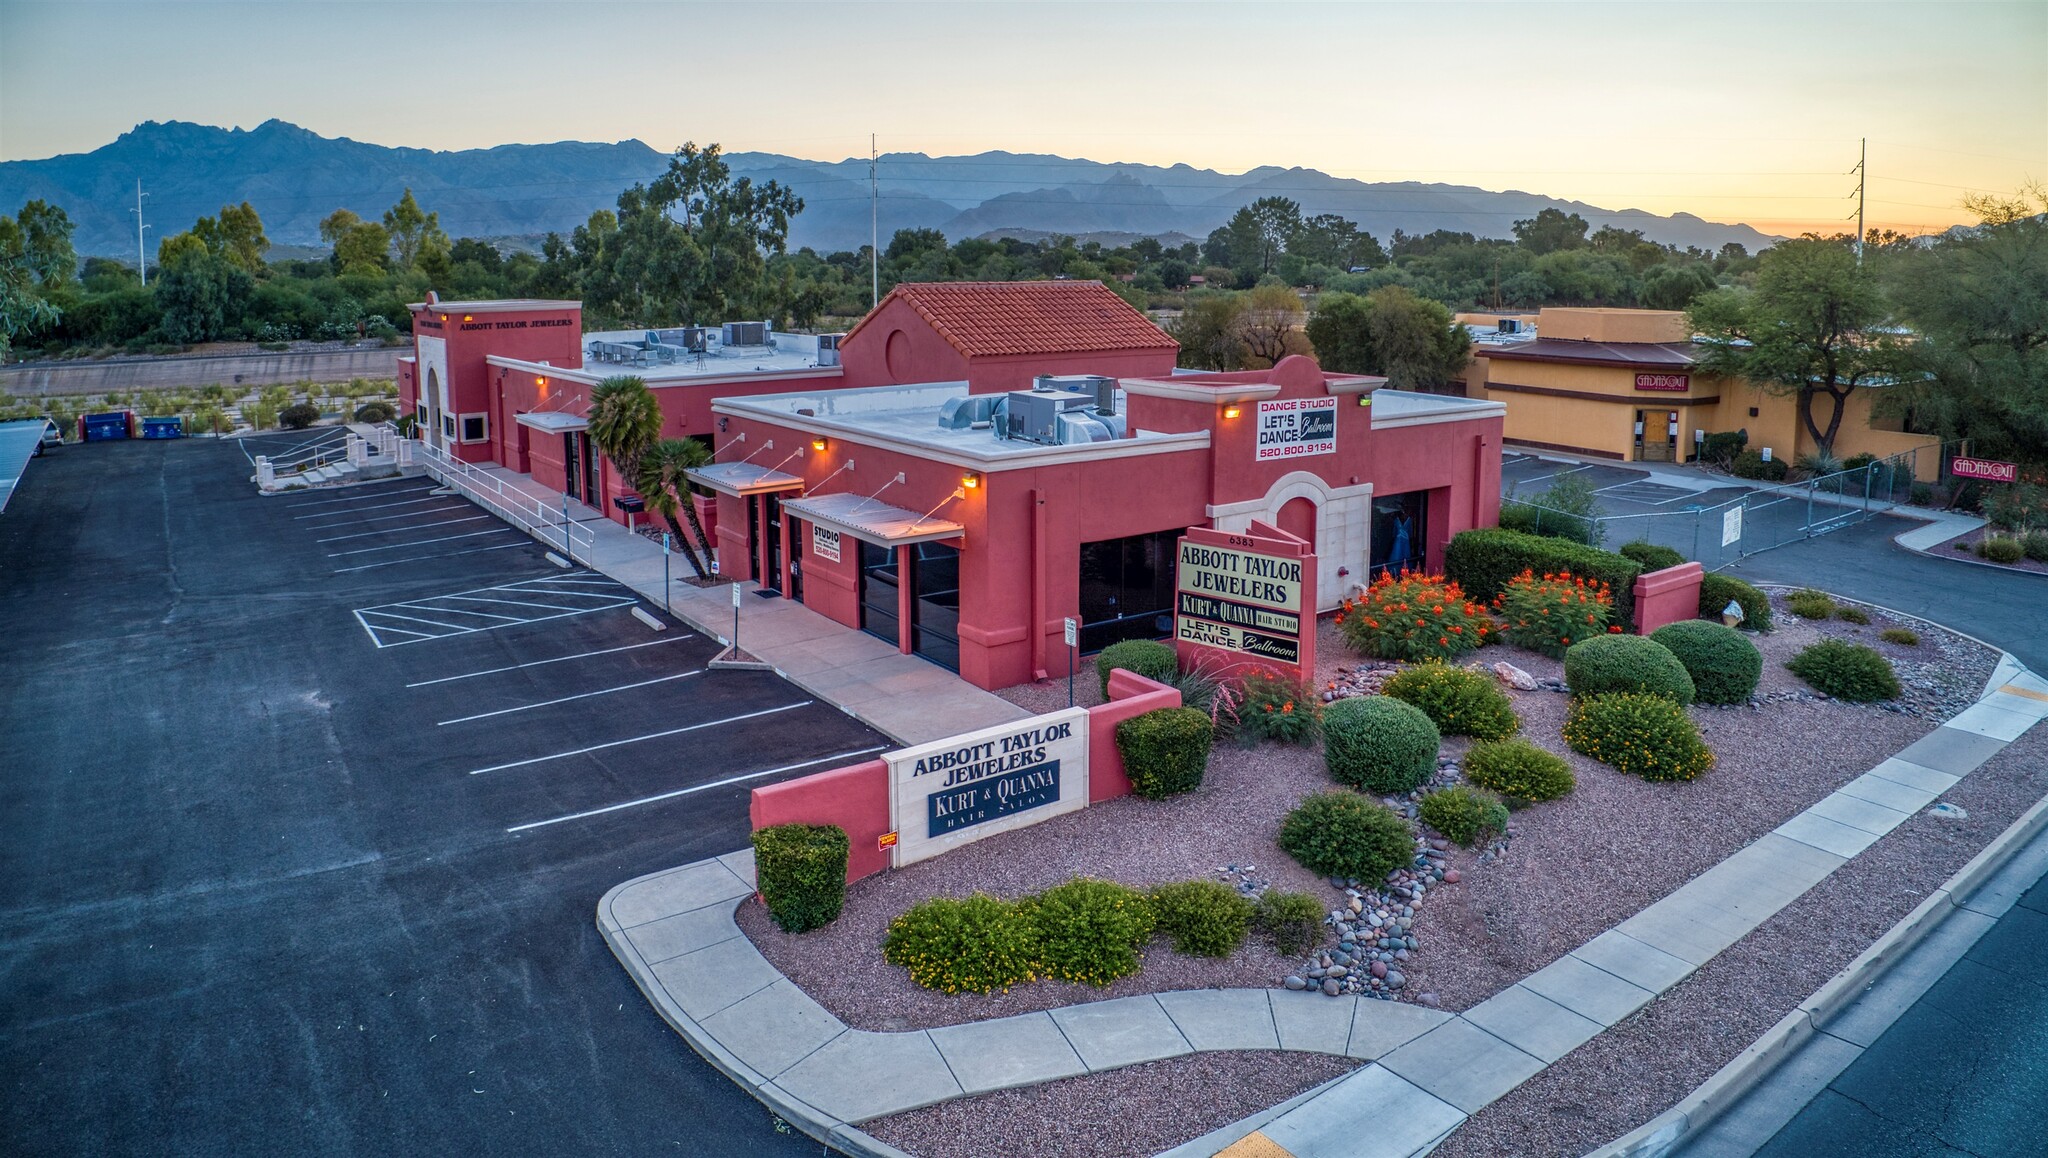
[472,465,1029,746]
[600,660,2048,1158]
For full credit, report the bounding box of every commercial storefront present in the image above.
[1461,308,1939,477]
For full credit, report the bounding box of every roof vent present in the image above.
[1497,319,1522,334]
[722,321,769,346]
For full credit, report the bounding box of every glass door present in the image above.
[762,492,784,595]
[563,433,585,501]
[1370,491,1428,580]
[911,542,961,670]
[859,540,900,647]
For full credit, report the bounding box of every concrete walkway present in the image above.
[599,659,2048,1158]
[470,465,1028,746]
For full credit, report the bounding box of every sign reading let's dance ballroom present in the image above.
[887,708,1090,867]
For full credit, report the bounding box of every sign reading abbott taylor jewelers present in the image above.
[888,707,1090,867]
[1173,525,1314,677]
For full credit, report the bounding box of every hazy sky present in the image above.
[2,0,2042,235]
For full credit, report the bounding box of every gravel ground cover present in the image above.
[1926,526,2048,576]
[863,1050,1358,1158]
[1432,716,2048,1158]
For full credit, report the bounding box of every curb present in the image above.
[1582,756,2048,1158]
[1895,533,2048,582]
[1747,583,2010,664]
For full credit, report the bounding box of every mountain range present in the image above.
[0,120,1782,260]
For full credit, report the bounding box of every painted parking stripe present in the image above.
[405,639,688,688]
[333,541,530,574]
[366,604,525,627]
[467,701,815,775]
[299,503,468,530]
[430,592,628,614]
[283,481,434,507]
[326,529,512,558]
[357,610,485,634]
[505,746,890,833]
[351,573,639,644]
[436,669,706,726]
[314,515,488,543]
[295,495,447,519]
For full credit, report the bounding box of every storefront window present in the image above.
[860,540,899,646]
[1370,491,1428,580]
[1077,529,1181,654]
[911,542,961,671]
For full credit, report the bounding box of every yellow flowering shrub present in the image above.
[1563,693,1715,782]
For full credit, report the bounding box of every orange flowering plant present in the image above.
[1493,568,1614,658]
[1338,570,1494,662]
[1232,665,1321,746]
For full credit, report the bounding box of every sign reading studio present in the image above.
[887,708,1090,867]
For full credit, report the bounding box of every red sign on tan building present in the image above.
[1951,456,2019,483]
[1634,373,1690,392]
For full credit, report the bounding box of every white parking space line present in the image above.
[295,496,447,519]
[351,573,641,645]
[1509,463,1598,488]
[356,609,487,634]
[467,701,815,775]
[315,515,489,543]
[283,482,434,508]
[326,529,512,558]
[431,592,630,613]
[299,504,469,530]
[333,541,530,574]
[369,604,526,626]
[505,746,890,833]
[405,639,688,688]
[436,670,706,726]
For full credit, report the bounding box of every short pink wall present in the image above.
[748,670,1183,885]
[1634,562,1705,635]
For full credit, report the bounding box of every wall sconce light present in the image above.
[462,315,474,322]
[961,472,980,489]
[811,437,828,453]
[717,417,729,433]
[535,377,548,388]
[1222,405,1241,420]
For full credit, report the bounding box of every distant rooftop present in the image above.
[487,326,844,384]
[845,281,1178,359]
[411,298,579,314]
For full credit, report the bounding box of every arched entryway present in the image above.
[425,368,444,449]
[1277,496,1317,547]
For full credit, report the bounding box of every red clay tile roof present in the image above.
[845,281,1177,359]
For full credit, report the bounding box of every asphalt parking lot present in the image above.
[0,438,881,1156]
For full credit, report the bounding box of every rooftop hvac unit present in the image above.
[722,320,769,346]
[1004,388,1099,445]
[816,332,845,368]
[1497,319,1522,334]
[1031,373,1116,414]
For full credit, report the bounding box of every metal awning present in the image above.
[515,411,588,434]
[781,491,965,548]
[685,462,806,497]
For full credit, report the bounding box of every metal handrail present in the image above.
[267,430,353,473]
[394,426,597,560]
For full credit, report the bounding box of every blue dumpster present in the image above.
[82,411,133,441]
[141,416,184,439]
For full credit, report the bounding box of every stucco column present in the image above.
[897,544,914,655]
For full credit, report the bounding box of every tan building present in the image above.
[1458,308,1939,479]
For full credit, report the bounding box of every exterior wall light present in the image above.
[811,437,828,453]
[536,377,548,388]
[1222,405,1241,419]
[961,472,980,489]
[463,315,474,322]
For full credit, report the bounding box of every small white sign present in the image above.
[1063,617,1078,647]
[1254,397,1338,462]
[732,582,743,608]
[1722,505,1743,547]
[811,524,842,563]
[888,708,1091,868]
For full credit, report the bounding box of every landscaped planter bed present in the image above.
[1927,526,2048,575]
[735,587,1997,1158]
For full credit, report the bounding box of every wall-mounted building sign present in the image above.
[1173,525,1315,679]
[1255,397,1338,461]
[811,524,842,562]
[887,707,1090,867]
[1951,456,2018,483]
[1634,373,1690,392]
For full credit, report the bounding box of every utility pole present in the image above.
[129,179,151,287]
[1849,138,1867,266]
[869,134,880,309]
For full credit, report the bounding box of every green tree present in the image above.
[0,213,61,356]
[383,189,450,273]
[154,242,254,343]
[1305,287,1468,388]
[17,200,77,286]
[1171,294,1247,370]
[1233,282,1310,367]
[1291,213,1386,270]
[1222,196,1303,277]
[1512,208,1591,255]
[1689,238,1911,454]
[1640,262,1719,310]
[1304,291,1375,373]
[635,437,715,580]
[193,201,269,274]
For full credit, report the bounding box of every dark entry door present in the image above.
[564,432,600,503]
[1370,490,1428,579]
[788,519,806,603]
[859,541,901,646]
[762,492,785,594]
[911,542,960,671]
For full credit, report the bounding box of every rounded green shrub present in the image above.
[1731,449,1788,481]
[1096,639,1178,697]
[1024,878,1155,986]
[1463,738,1576,802]
[2023,530,2048,562]
[1619,540,1687,571]
[751,823,850,933]
[1787,639,1901,702]
[354,400,396,423]
[1114,707,1214,798]
[1382,661,1519,741]
[1148,880,1256,957]
[1323,696,1441,794]
[883,894,1038,994]
[1649,620,1763,705]
[1253,890,1325,956]
[1835,605,1871,625]
[1880,627,1920,646]
[1563,634,1696,705]
[277,401,321,430]
[1418,786,1510,847]
[1699,573,1773,631]
[1978,536,2027,564]
[1563,693,1716,781]
[1278,791,1416,882]
[1788,589,1836,619]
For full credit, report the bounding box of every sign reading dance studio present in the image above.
[888,708,1090,867]
[1255,397,1337,461]
[1173,523,1316,679]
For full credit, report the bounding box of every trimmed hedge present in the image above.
[1279,791,1416,883]
[1418,785,1510,847]
[1323,696,1441,794]
[1446,529,1642,630]
[883,893,1038,993]
[1026,878,1156,986]
[1115,707,1214,798]
[1698,573,1774,631]
[1563,634,1696,705]
[1148,880,1255,957]
[752,823,850,933]
[1096,639,1178,697]
[1382,662,1519,740]
[1619,540,1687,571]
[1463,738,1576,802]
[1563,693,1717,781]
[1649,619,1763,705]
[1732,449,1789,480]
[1253,890,1325,956]
[1787,639,1901,702]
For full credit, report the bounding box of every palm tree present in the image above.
[587,375,713,577]
[637,438,715,579]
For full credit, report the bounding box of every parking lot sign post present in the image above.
[662,532,672,616]
[1063,617,1078,707]
[732,581,742,653]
